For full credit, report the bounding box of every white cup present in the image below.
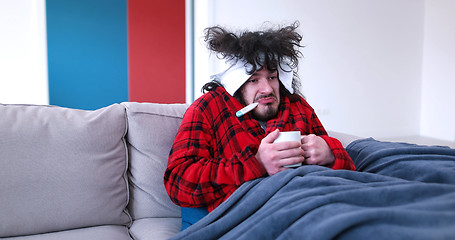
[273,131,303,168]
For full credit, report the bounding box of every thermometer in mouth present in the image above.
[236,102,259,117]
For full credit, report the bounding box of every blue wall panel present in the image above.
[46,0,128,110]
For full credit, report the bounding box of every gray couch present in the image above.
[0,102,189,239]
[0,102,360,239]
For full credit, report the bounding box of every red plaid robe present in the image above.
[164,87,355,212]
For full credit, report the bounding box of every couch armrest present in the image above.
[327,131,363,148]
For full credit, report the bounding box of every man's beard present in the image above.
[235,91,280,121]
[252,103,279,121]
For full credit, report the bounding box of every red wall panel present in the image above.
[128,0,186,103]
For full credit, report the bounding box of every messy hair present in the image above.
[202,21,304,96]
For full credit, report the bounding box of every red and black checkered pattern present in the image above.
[164,87,355,212]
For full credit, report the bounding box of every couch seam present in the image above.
[121,105,133,227]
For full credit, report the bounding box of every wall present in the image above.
[0,0,48,105]
[420,0,455,142]
[1,1,452,142]
[0,0,186,109]
[46,0,128,110]
[128,0,186,103]
[193,0,425,139]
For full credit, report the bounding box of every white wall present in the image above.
[193,0,425,139]
[0,0,48,105]
[420,0,455,143]
[2,0,452,142]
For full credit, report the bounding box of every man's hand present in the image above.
[255,129,305,175]
[301,134,334,166]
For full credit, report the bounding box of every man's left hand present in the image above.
[301,134,335,166]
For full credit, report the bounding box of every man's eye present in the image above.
[248,79,257,83]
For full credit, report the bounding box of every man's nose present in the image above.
[258,79,273,94]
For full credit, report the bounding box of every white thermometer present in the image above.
[236,102,259,117]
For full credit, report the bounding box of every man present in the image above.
[164,22,356,213]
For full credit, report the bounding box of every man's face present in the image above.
[239,67,281,121]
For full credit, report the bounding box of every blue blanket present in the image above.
[171,138,455,240]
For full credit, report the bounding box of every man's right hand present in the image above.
[255,129,305,175]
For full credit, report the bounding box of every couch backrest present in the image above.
[122,102,188,220]
[0,103,131,238]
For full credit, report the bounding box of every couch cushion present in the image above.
[327,130,362,148]
[129,218,181,240]
[0,225,132,240]
[122,102,188,219]
[0,103,131,238]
